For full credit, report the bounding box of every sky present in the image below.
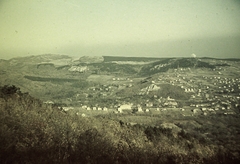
[0,0,240,59]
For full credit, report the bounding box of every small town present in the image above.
[1,55,240,164]
[41,61,240,121]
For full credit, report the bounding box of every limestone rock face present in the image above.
[78,56,104,63]
[139,84,160,95]
[68,66,88,72]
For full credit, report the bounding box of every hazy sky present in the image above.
[0,0,240,59]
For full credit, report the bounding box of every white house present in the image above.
[62,107,74,111]
[137,106,143,112]
[118,104,132,110]
[103,107,108,111]
[117,108,123,113]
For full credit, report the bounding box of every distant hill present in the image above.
[10,54,71,64]
[103,56,163,62]
[139,58,216,76]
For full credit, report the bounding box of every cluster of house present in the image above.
[147,71,240,116]
[194,76,239,106]
[116,96,179,113]
[78,105,109,111]
[191,105,237,116]
[87,79,133,96]
[81,80,238,115]
[117,103,153,113]
[44,65,239,116]
[112,77,132,81]
[213,76,240,93]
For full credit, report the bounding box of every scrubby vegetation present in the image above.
[24,76,78,83]
[0,85,240,163]
[139,58,216,76]
[89,63,138,74]
[156,84,191,100]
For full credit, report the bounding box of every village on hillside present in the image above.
[43,60,240,119]
[1,55,239,123]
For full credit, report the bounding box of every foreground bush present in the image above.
[0,85,239,163]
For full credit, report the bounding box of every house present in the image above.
[207,108,215,112]
[137,106,143,112]
[82,105,87,109]
[118,104,132,110]
[62,107,74,111]
[201,107,207,111]
[167,96,175,101]
[185,88,194,92]
[127,122,137,126]
[192,108,200,114]
[103,107,108,111]
[44,100,54,104]
[145,102,153,107]
[117,108,123,113]
[164,101,178,108]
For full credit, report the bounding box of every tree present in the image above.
[0,85,20,96]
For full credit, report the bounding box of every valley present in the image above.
[1,55,239,119]
[0,54,240,163]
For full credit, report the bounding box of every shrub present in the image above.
[0,85,20,96]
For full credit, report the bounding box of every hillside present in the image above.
[103,56,163,62]
[1,85,240,163]
[139,58,217,76]
[0,54,238,108]
[0,54,240,163]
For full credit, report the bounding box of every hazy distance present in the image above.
[0,0,240,59]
